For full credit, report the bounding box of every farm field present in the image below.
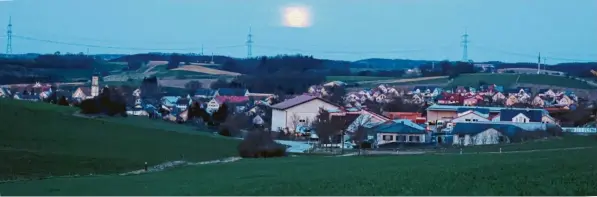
[326,75,394,83]
[357,76,449,88]
[1,141,596,195]
[447,73,596,89]
[173,65,241,76]
[386,77,450,86]
[154,70,220,79]
[0,99,239,181]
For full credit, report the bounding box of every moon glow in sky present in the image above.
[281,5,312,28]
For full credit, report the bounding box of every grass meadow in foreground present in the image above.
[0,147,596,195]
[0,99,239,180]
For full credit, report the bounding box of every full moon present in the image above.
[281,6,312,28]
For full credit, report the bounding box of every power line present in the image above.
[11,35,245,52]
[461,29,469,61]
[5,16,12,54]
[246,27,253,58]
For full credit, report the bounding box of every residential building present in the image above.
[451,108,491,123]
[0,87,12,98]
[451,122,548,146]
[161,96,180,108]
[270,95,339,132]
[206,95,249,113]
[372,119,428,147]
[72,87,92,100]
[499,109,555,124]
[382,112,425,124]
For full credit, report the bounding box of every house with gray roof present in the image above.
[371,119,428,147]
[451,122,549,146]
[270,95,339,133]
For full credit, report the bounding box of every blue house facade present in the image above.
[371,119,430,148]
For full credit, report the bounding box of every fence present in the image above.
[561,127,597,135]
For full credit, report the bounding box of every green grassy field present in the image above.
[154,70,220,79]
[388,77,450,85]
[0,99,239,181]
[326,76,394,83]
[1,144,595,195]
[439,135,597,153]
[448,73,596,89]
[1,134,596,195]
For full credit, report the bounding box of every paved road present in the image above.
[275,140,313,153]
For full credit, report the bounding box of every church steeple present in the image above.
[91,71,100,98]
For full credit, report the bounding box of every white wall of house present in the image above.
[271,109,287,132]
[127,110,149,116]
[542,116,555,124]
[377,133,426,145]
[512,113,530,123]
[206,99,220,113]
[270,99,339,132]
[452,112,489,123]
[72,88,88,100]
[453,128,508,146]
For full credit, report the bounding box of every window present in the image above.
[299,119,306,123]
[382,135,394,141]
[473,119,478,122]
[465,119,471,122]
[409,135,421,142]
[397,136,406,142]
[498,136,506,143]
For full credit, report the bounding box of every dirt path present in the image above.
[358,76,448,85]
[144,61,168,74]
[119,157,242,176]
[0,157,242,184]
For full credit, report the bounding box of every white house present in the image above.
[452,123,513,146]
[133,88,142,97]
[270,95,339,133]
[72,87,92,100]
[206,98,221,113]
[0,87,12,98]
[451,110,490,123]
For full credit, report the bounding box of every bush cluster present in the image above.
[237,130,287,158]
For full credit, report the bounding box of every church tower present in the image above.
[91,73,99,97]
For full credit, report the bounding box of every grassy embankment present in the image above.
[0,99,239,181]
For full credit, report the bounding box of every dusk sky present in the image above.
[1,0,596,63]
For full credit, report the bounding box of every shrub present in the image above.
[218,127,232,137]
[545,124,563,136]
[79,99,100,114]
[237,130,287,158]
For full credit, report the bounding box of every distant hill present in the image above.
[351,58,432,70]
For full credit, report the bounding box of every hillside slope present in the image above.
[0,99,238,180]
[173,64,241,76]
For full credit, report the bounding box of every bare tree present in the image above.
[353,126,369,155]
[312,108,345,152]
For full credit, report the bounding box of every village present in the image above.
[1,72,595,153]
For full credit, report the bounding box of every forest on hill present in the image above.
[1,53,596,85]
